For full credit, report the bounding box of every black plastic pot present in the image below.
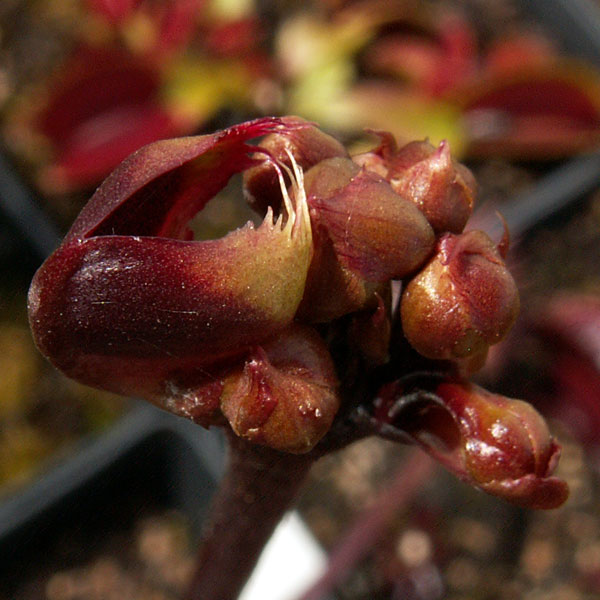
[0,405,224,597]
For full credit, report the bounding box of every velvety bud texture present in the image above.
[29,116,568,507]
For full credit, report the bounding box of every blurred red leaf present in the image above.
[456,63,600,159]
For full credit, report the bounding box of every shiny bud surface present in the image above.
[432,382,568,509]
[400,229,519,370]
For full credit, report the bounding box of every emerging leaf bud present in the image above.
[298,157,435,322]
[429,383,568,509]
[220,324,340,453]
[400,229,519,370]
[376,380,568,508]
[243,116,347,215]
[354,132,476,234]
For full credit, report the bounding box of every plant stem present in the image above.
[186,430,315,600]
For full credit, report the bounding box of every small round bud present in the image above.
[400,229,519,370]
[354,132,476,234]
[435,382,569,509]
[220,324,340,453]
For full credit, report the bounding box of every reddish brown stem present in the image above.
[186,430,315,600]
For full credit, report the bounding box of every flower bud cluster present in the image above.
[355,132,518,374]
[246,121,517,376]
[28,116,567,507]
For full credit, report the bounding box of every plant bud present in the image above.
[243,116,347,215]
[220,324,340,453]
[376,380,568,508]
[430,382,568,509]
[298,157,435,322]
[354,132,476,233]
[400,229,519,370]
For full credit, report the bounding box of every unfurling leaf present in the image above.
[28,118,313,423]
[243,116,347,216]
